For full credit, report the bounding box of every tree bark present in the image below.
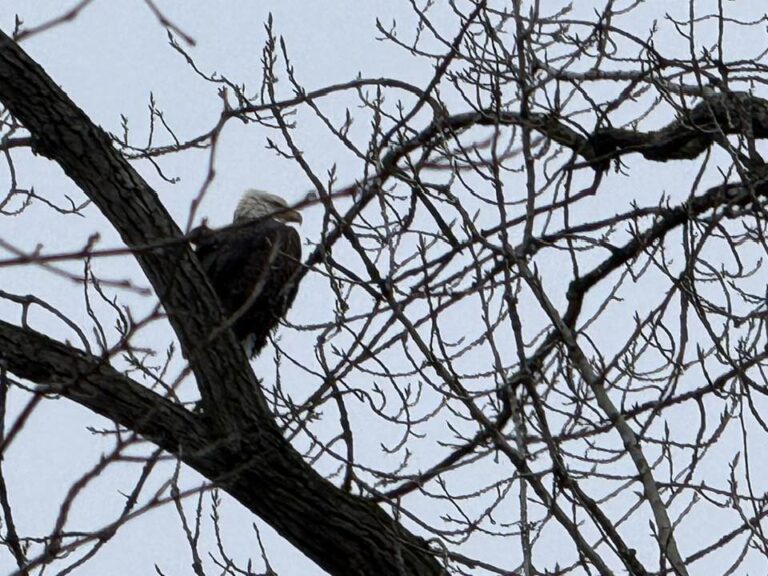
[0,30,444,576]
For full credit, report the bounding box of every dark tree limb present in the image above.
[0,30,444,576]
[404,91,768,171]
[0,319,203,449]
[0,366,28,573]
[0,28,255,430]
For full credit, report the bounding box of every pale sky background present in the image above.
[2,1,768,575]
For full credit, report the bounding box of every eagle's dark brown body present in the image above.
[194,219,301,356]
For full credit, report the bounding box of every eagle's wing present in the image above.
[194,221,301,354]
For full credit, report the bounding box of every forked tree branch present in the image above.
[0,29,444,576]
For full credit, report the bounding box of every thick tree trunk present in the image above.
[0,30,444,576]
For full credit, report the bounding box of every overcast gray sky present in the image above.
[3,2,768,575]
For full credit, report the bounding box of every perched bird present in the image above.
[193,189,302,356]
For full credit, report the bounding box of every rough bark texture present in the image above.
[0,30,444,576]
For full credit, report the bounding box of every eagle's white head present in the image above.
[233,189,303,225]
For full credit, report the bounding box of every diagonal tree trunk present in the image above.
[0,30,444,576]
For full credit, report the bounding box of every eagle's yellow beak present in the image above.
[281,209,303,225]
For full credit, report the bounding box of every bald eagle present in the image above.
[193,190,302,356]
